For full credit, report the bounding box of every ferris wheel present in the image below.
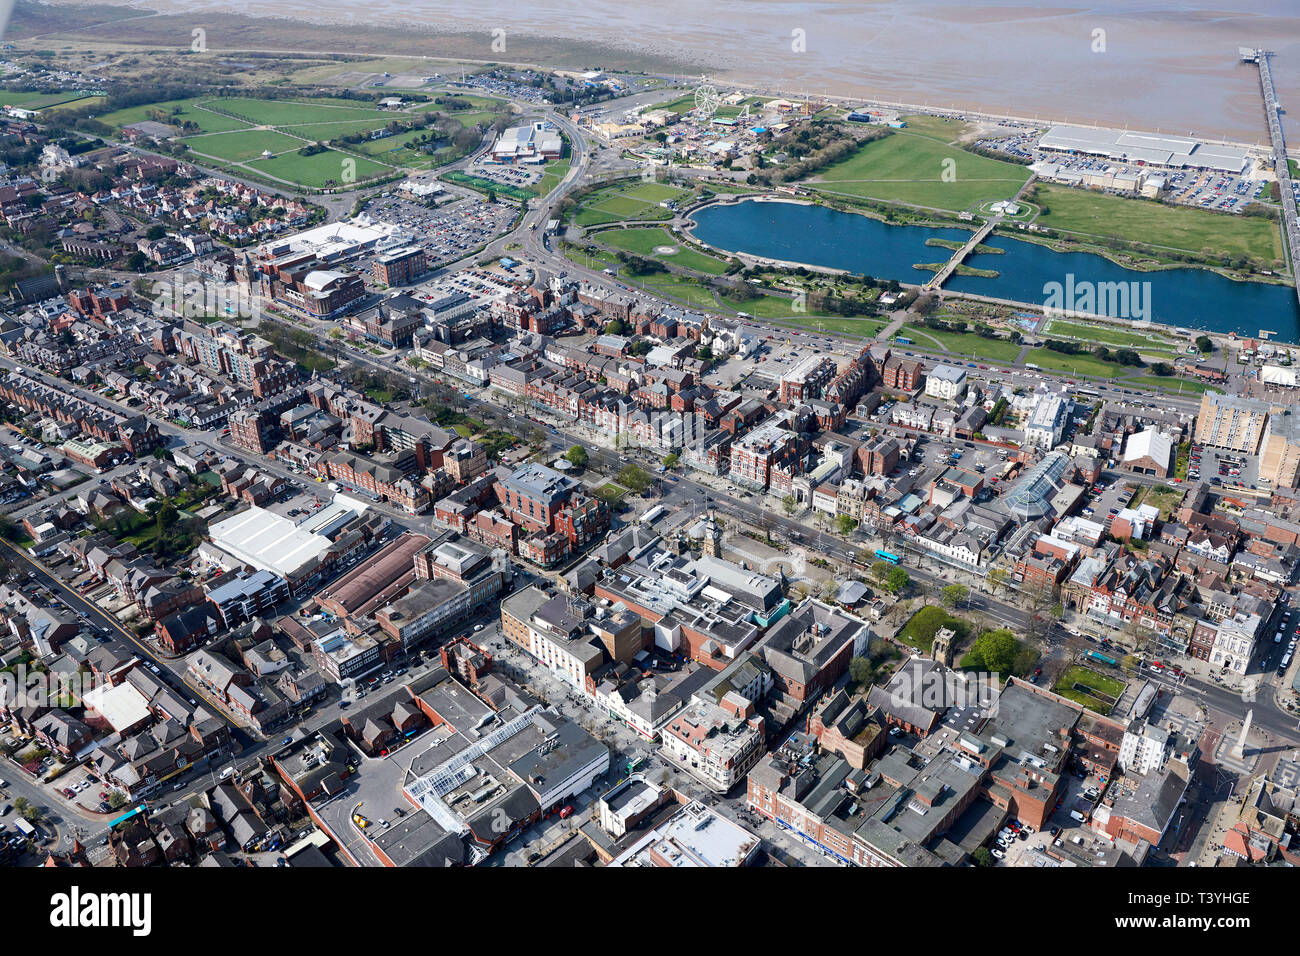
[693,78,721,119]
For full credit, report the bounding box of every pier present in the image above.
[1248,48,1300,309]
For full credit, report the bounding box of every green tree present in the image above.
[108,791,128,810]
[972,847,994,867]
[940,583,970,610]
[617,464,652,494]
[870,561,909,595]
[836,514,858,536]
[1195,335,1213,354]
[662,453,679,470]
[848,656,873,687]
[967,628,1019,674]
[564,445,588,469]
[782,495,797,516]
[986,567,1010,596]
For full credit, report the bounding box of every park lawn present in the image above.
[897,114,974,142]
[573,181,691,226]
[564,246,620,271]
[599,227,732,274]
[184,129,309,163]
[1032,183,1282,262]
[96,97,251,133]
[1,90,96,110]
[39,95,107,113]
[593,483,629,505]
[281,119,395,140]
[441,171,531,201]
[445,110,501,128]
[649,93,697,115]
[1128,374,1222,396]
[813,132,1031,212]
[1043,317,1180,353]
[529,161,572,197]
[901,326,1022,362]
[636,271,718,308]
[351,128,439,155]
[214,97,392,126]
[247,149,391,188]
[775,315,886,338]
[1053,665,1124,712]
[437,94,505,110]
[0,90,52,106]
[1024,347,1141,379]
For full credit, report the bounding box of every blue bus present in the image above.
[895,336,913,346]
[1086,650,1118,667]
[109,803,147,828]
[874,549,901,565]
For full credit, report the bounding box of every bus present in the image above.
[12,817,37,841]
[874,549,901,565]
[1086,650,1118,667]
[895,336,913,346]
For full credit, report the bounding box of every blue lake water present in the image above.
[690,199,1300,342]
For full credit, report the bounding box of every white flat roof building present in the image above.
[1038,124,1251,174]
[207,495,368,581]
[608,800,760,867]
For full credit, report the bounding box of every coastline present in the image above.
[15,2,1300,152]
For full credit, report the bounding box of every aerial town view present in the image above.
[0,0,1295,928]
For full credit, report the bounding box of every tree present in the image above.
[782,495,797,516]
[968,628,1020,674]
[108,791,128,810]
[986,567,1010,597]
[820,578,840,603]
[662,453,679,470]
[836,514,858,536]
[972,847,994,867]
[870,561,909,595]
[941,583,970,610]
[848,656,873,687]
[564,445,588,469]
[1196,335,1214,354]
[617,464,652,494]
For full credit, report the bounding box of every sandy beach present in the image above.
[22,0,1300,144]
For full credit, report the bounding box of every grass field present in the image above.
[1023,347,1134,379]
[1043,318,1181,353]
[281,119,400,141]
[813,131,1031,212]
[599,227,731,274]
[442,171,532,202]
[1128,374,1221,396]
[93,97,252,134]
[185,129,308,163]
[774,315,886,338]
[0,89,102,110]
[210,97,393,127]
[896,114,974,142]
[1033,183,1283,263]
[1052,665,1124,713]
[901,326,1023,362]
[246,149,391,188]
[635,271,718,308]
[573,180,692,226]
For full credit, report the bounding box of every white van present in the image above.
[1069,809,1087,822]
[219,766,235,780]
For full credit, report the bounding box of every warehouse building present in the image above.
[1038,125,1252,174]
